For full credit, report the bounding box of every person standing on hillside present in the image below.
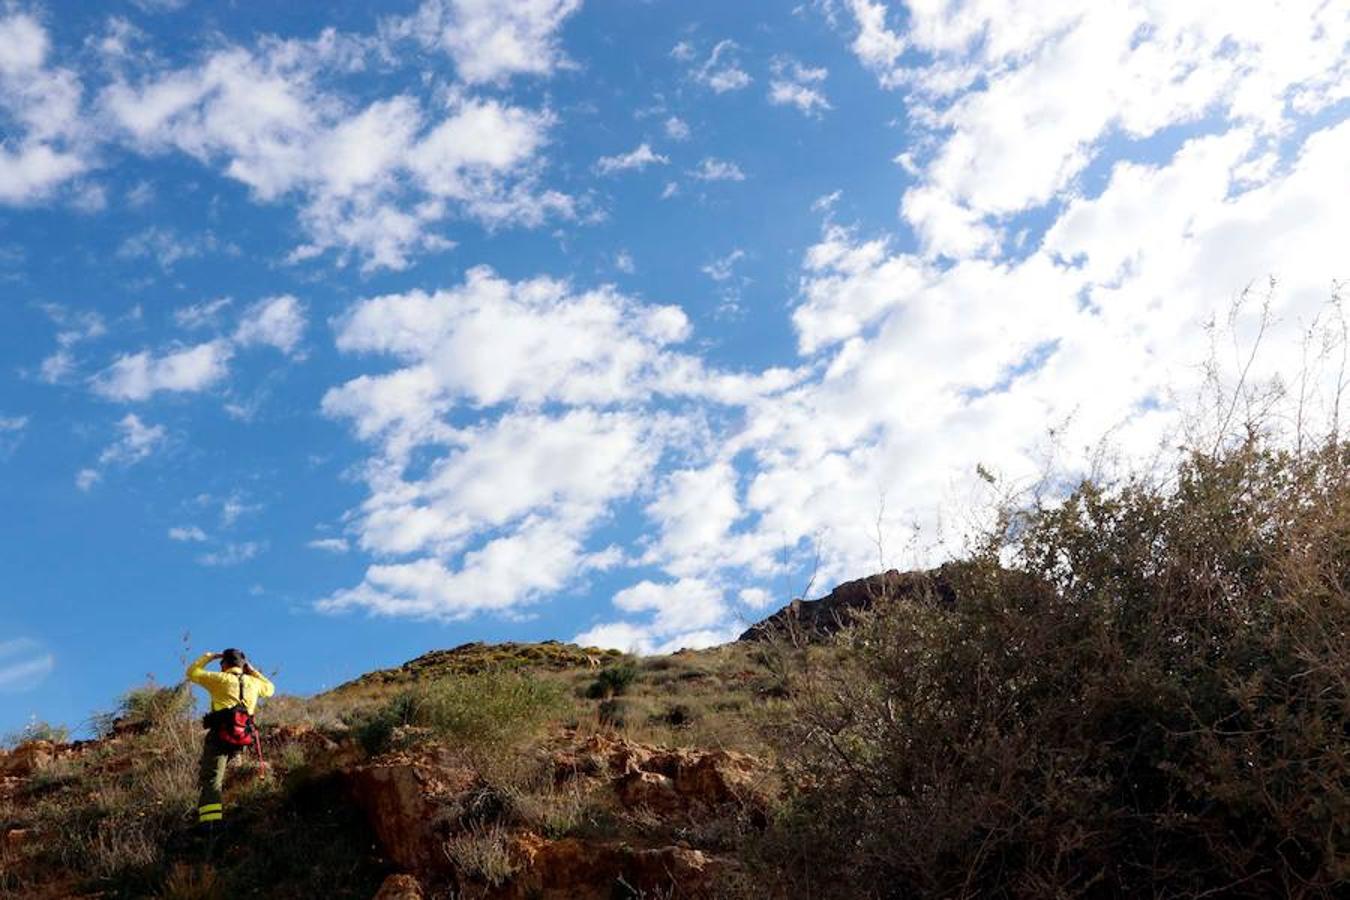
[185,648,274,829]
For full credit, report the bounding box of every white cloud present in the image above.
[325,266,698,442]
[614,250,635,273]
[81,296,307,402]
[130,0,189,12]
[91,340,233,401]
[839,0,905,87]
[308,537,349,553]
[832,1,1350,259]
[101,40,568,270]
[117,227,237,269]
[40,306,106,374]
[198,541,264,567]
[0,414,26,432]
[98,413,166,466]
[688,157,745,182]
[595,142,668,175]
[691,39,751,93]
[575,579,736,654]
[702,248,746,284]
[0,11,89,205]
[576,4,1350,642]
[318,266,779,621]
[234,294,307,356]
[218,492,259,528]
[0,638,55,692]
[169,525,207,542]
[738,587,774,609]
[768,58,830,116]
[385,0,582,84]
[663,116,689,140]
[78,413,166,490]
[174,297,232,330]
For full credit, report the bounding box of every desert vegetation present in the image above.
[753,433,1349,898]
[2,430,1345,897]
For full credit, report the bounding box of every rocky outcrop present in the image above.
[495,833,724,899]
[552,733,765,817]
[267,723,341,757]
[345,749,477,873]
[738,566,960,642]
[345,733,762,899]
[0,740,60,778]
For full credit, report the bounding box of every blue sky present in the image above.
[1,0,1347,736]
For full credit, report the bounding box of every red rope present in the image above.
[253,728,267,781]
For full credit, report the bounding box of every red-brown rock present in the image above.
[0,741,57,777]
[266,723,340,757]
[491,833,723,900]
[373,872,424,900]
[344,751,476,873]
[553,733,764,814]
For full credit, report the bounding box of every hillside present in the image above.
[2,436,1347,899]
[0,640,785,900]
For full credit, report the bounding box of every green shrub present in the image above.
[3,719,69,748]
[597,699,628,729]
[356,673,566,756]
[585,663,638,699]
[761,437,1350,898]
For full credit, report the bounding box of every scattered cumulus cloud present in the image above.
[0,11,89,205]
[317,265,791,621]
[174,297,233,330]
[691,39,752,93]
[169,525,208,542]
[838,0,906,87]
[688,157,745,182]
[37,305,106,384]
[78,413,166,490]
[768,58,830,116]
[0,413,27,458]
[701,248,746,282]
[384,0,582,84]
[663,116,689,140]
[116,227,237,270]
[197,540,265,567]
[308,537,349,553]
[234,295,307,357]
[595,143,668,175]
[85,296,308,402]
[576,578,734,654]
[91,340,233,401]
[669,41,696,63]
[101,39,569,271]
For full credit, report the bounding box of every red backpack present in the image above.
[204,672,256,748]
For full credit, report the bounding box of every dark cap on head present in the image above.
[221,648,246,669]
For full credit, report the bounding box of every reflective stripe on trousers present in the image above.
[198,802,223,823]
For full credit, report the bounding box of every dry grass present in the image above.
[443,823,519,888]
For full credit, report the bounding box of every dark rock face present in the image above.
[738,567,959,642]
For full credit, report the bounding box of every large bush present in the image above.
[764,438,1349,898]
[356,672,567,756]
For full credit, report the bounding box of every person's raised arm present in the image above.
[186,651,222,684]
[243,661,275,698]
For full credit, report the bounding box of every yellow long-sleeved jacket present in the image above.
[185,653,275,715]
